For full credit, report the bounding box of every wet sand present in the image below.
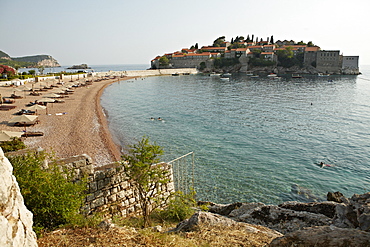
[0,77,132,165]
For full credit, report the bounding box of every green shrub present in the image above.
[0,138,26,152]
[8,152,88,233]
[156,191,196,222]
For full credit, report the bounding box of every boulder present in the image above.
[269,226,370,247]
[208,202,244,216]
[234,205,332,234]
[171,211,283,240]
[279,201,338,218]
[327,191,346,203]
[0,148,37,247]
[332,192,370,231]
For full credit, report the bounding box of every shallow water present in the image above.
[101,66,370,204]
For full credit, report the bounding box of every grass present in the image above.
[37,223,275,247]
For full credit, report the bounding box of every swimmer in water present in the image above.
[150,117,155,120]
[318,162,334,168]
[158,117,162,121]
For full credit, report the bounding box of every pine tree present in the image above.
[270,35,274,44]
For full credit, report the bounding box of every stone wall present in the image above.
[57,155,175,218]
[0,148,37,247]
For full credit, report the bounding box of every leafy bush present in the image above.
[156,191,196,222]
[248,57,276,67]
[0,138,26,152]
[8,152,88,233]
[214,57,240,69]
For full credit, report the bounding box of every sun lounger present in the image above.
[21,131,44,137]
[0,105,17,111]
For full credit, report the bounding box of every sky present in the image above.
[1,0,369,67]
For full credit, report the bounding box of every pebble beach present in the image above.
[0,76,129,165]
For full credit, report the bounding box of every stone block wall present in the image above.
[58,155,176,218]
[82,162,175,217]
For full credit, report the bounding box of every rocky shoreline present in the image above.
[172,191,370,246]
[204,64,361,76]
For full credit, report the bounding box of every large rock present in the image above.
[332,192,370,231]
[269,226,370,247]
[279,201,338,218]
[171,211,282,240]
[0,148,37,247]
[232,205,332,234]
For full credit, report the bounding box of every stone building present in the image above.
[342,56,359,74]
[303,46,321,67]
[316,50,342,74]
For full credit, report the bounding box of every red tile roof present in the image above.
[305,46,320,52]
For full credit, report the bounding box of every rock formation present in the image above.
[0,148,37,247]
[179,191,370,246]
[270,226,370,247]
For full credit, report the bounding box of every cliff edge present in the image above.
[0,148,37,247]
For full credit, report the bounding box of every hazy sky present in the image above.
[1,0,369,67]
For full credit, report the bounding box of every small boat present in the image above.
[318,73,330,77]
[222,73,231,77]
[220,77,230,81]
[209,72,221,77]
[172,73,180,76]
[292,74,302,78]
[267,73,277,77]
[251,75,259,78]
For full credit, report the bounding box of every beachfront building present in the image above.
[316,50,341,74]
[342,56,360,74]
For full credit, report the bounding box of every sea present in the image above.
[30,64,370,205]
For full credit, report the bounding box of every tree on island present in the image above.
[159,56,169,67]
[307,41,315,47]
[213,36,226,47]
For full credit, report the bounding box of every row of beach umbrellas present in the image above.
[1,79,86,141]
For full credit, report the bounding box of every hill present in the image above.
[0,50,60,68]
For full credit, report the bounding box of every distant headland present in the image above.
[151,35,360,75]
[0,50,60,68]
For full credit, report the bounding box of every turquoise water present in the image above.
[101,67,370,204]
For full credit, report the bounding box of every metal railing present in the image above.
[168,152,194,194]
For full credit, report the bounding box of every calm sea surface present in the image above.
[101,66,370,204]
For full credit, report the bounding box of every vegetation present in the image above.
[0,59,33,69]
[155,190,196,222]
[248,57,275,67]
[159,56,169,67]
[212,36,226,47]
[121,136,171,227]
[0,64,16,78]
[9,152,89,234]
[0,138,26,153]
[213,57,240,69]
[276,47,304,68]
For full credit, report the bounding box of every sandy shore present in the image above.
[0,77,131,165]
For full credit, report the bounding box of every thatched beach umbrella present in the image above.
[8,115,39,131]
[9,115,38,124]
[42,93,61,98]
[27,104,47,115]
[0,130,23,142]
[37,98,55,103]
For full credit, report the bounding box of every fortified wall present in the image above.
[57,155,175,217]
